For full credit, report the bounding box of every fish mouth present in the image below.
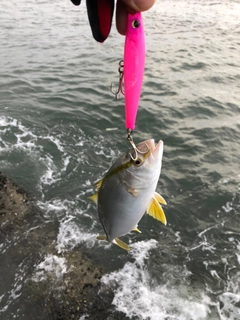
[145,139,163,153]
[154,140,164,157]
[145,139,155,150]
[135,139,163,161]
[146,139,164,161]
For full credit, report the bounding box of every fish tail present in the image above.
[113,238,130,251]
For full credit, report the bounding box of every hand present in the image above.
[70,0,155,42]
[116,0,155,35]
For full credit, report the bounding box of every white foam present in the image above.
[0,116,18,127]
[37,198,75,218]
[79,315,88,320]
[129,239,158,266]
[32,254,67,282]
[190,235,216,253]
[39,166,61,187]
[237,254,240,265]
[0,116,38,152]
[0,260,29,313]
[102,240,211,320]
[218,292,240,320]
[62,154,70,171]
[222,201,233,213]
[76,141,84,147]
[39,134,64,153]
[56,219,97,253]
[0,116,73,190]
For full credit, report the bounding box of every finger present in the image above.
[121,0,155,12]
[116,0,128,35]
[116,0,155,35]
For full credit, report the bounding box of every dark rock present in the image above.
[0,172,113,319]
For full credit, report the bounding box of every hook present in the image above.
[127,129,149,161]
[110,60,125,99]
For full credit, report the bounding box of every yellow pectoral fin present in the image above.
[113,238,130,251]
[96,235,107,241]
[154,192,167,205]
[89,193,98,205]
[147,197,167,225]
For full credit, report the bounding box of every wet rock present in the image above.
[0,172,113,319]
[0,171,32,238]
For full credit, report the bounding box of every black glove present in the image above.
[70,0,115,43]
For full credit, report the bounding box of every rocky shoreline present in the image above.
[0,172,114,319]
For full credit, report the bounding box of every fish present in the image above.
[90,139,167,251]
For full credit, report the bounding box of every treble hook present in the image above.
[127,129,149,161]
[110,60,125,100]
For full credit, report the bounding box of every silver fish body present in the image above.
[90,139,167,250]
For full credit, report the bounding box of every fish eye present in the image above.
[133,158,143,167]
[132,19,140,28]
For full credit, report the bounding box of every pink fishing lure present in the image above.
[124,12,146,131]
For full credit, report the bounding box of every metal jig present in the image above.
[110,60,125,100]
[127,129,149,161]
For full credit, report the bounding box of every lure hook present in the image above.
[110,60,125,100]
[127,129,149,161]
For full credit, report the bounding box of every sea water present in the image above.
[0,0,240,319]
